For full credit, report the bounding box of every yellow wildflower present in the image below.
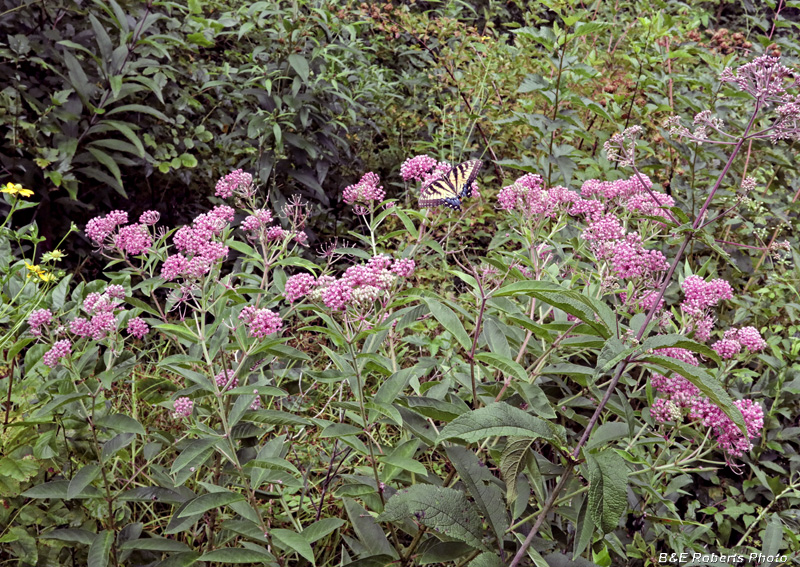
[1,183,34,197]
[24,262,46,279]
[38,272,56,282]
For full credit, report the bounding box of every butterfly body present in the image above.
[419,160,482,211]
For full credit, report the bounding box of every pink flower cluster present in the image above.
[215,169,253,199]
[139,210,160,226]
[284,255,415,311]
[85,210,162,256]
[400,155,438,181]
[241,209,273,232]
[85,211,128,247]
[497,174,601,221]
[215,369,238,390]
[115,223,152,256]
[173,397,193,418]
[284,273,317,303]
[712,327,767,359]
[680,275,734,341]
[43,339,71,368]
[583,174,674,217]
[649,348,764,457]
[70,286,125,340]
[28,308,54,336]
[126,317,149,339]
[343,172,385,205]
[161,206,233,281]
[239,306,283,338]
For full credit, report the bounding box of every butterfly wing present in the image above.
[419,174,460,210]
[418,160,482,211]
[451,160,482,200]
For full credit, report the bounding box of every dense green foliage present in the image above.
[2,1,800,566]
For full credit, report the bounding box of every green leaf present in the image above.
[573,496,596,558]
[171,438,217,476]
[0,457,38,482]
[495,282,611,338]
[500,437,535,504]
[273,528,316,565]
[96,414,145,435]
[301,518,345,544]
[178,491,245,517]
[87,146,123,189]
[120,538,192,552]
[199,548,274,563]
[156,323,199,342]
[761,514,783,558]
[62,50,90,99]
[474,352,528,384]
[642,355,747,437]
[68,464,101,500]
[245,409,311,426]
[187,32,215,48]
[51,275,72,309]
[378,485,489,551]
[88,530,114,567]
[106,104,170,122]
[101,433,134,462]
[40,529,96,545]
[89,14,112,62]
[343,499,397,558]
[468,553,505,567]
[422,298,472,352]
[446,446,509,543]
[437,403,565,446]
[587,450,628,533]
[586,422,630,450]
[179,153,198,168]
[288,54,310,82]
[379,455,427,476]
[23,480,100,499]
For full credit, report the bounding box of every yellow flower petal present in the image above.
[18,188,34,197]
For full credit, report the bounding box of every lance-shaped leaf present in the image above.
[437,403,565,446]
[495,281,611,338]
[378,485,489,551]
[422,298,472,352]
[586,450,627,534]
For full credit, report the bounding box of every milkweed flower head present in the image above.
[173,397,193,418]
[161,207,233,281]
[126,317,149,339]
[43,339,71,368]
[215,369,238,390]
[648,347,764,458]
[284,273,317,303]
[85,210,129,248]
[139,210,160,226]
[343,172,385,205]
[215,169,254,199]
[711,326,767,359]
[28,309,53,336]
[239,308,283,338]
[400,155,438,182]
[301,255,414,313]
